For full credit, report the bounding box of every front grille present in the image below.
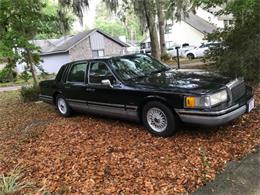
[230,81,246,102]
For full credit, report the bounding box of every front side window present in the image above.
[89,62,116,84]
[111,54,169,81]
[67,63,87,83]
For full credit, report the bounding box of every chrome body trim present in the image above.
[39,94,53,103]
[226,77,244,104]
[175,104,239,116]
[177,105,246,126]
[67,99,87,104]
[39,94,52,99]
[226,77,244,89]
[66,99,139,121]
[88,101,125,108]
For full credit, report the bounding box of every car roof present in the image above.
[66,53,148,65]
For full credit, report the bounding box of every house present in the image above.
[117,36,140,54]
[17,29,128,74]
[141,6,233,50]
[196,6,234,28]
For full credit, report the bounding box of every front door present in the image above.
[85,61,135,119]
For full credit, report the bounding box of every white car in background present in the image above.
[185,42,220,59]
[167,43,196,57]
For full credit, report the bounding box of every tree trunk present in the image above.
[143,0,161,60]
[7,58,14,82]
[27,49,37,86]
[156,0,166,56]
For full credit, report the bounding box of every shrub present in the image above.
[0,67,17,83]
[205,0,260,83]
[20,86,40,102]
[19,71,32,82]
[0,166,33,194]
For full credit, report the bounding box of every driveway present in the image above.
[193,147,260,195]
[0,89,259,194]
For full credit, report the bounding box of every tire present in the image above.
[187,53,195,60]
[142,101,177,137]
[56,95,72,117]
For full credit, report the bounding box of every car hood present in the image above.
[125,69,232,94]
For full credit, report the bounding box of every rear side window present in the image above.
[55,65,66,82]
[67,63,87,83]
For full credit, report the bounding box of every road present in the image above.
[0,86,21,92]
[192,148,260,195]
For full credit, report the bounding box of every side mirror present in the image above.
[101,79,113,88]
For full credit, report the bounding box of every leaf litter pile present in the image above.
[0,89,259,194]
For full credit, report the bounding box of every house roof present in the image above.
[184,13,217,34]
[205,6,233,20]
[41,29,128,56]
[30,39,58,50]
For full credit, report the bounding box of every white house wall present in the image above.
[40,53,71,74]
[166,21,206,47]
[16,53,71,74]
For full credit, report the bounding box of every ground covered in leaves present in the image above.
[0,88,259,194]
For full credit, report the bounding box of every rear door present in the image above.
[63,61,88,110]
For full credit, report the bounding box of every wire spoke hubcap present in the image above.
[57,98,67,114]
[147,107,168,132]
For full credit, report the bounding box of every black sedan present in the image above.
[39,54,254,137]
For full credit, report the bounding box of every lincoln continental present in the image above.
[39,54,254,137]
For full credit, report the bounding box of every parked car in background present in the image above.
[167,43,196,57]
[39,54,254,137]
[185,42,220,59]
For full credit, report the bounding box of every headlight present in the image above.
[185,90,228,108]
[209,90,228,106]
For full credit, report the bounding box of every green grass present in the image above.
[0,166,33,194]
[0,74,55,88]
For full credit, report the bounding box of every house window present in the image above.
[224,20,234,27]
[92,50,105,58]
[165,24,173,34]
[224,20,228,26]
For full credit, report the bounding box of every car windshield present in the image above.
[111,54,169,81]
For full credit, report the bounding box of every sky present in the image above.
[72,0,101,32]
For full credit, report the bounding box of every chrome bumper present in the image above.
[175,104,247,126]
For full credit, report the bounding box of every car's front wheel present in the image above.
[142,101,177,137]
[56,95,72,117]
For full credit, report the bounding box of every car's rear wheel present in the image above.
[187,53,195,60]
[142,101,177,137]
[56,95,72,117]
